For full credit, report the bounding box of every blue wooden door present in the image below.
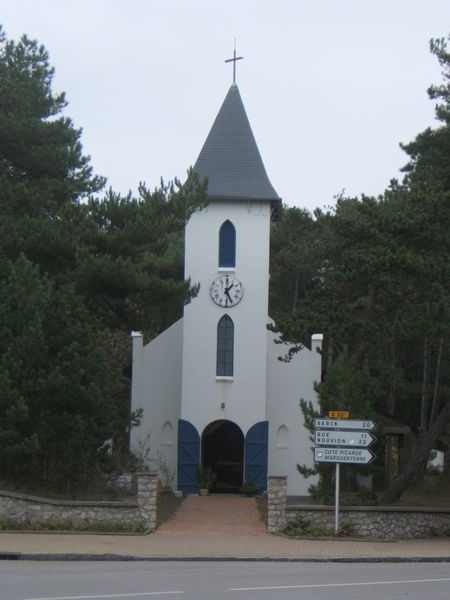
[244,421,268,493]
[177,419,200,493]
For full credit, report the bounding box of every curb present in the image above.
[1,552,449,563]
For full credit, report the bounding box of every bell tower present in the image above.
[178,82,281,493]
[130,69,321,498]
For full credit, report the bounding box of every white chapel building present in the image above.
[130,80,322,497]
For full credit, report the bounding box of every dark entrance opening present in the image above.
[202,420,244,493]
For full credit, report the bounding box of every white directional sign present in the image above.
[313,414,377,534]
[314,418,375,431]
[314,447,375,464]
[314,430,375,447]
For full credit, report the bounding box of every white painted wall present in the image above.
[181,200,272,438]
[130,320,183,486]
[266,331,322,497]
[130,197,322,496]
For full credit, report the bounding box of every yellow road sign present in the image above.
[328,411,350,419]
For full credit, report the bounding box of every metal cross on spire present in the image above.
[225,40,243,84]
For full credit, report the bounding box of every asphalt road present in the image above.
[1,560,450,600]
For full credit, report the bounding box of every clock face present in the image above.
[210,274,244,307]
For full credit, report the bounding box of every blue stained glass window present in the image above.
[219,220,236,268]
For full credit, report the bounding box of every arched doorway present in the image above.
[202,420,244,493]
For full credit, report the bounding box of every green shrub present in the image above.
[197,467,217,491]
[0,517,17,530]
[282,515,327,537]
[336,521,356,537]
[0,517,145,533]
[340,488,378,506]
[43,518,74,530]
[308,482,378,506]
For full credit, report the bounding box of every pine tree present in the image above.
[0,27,208,492]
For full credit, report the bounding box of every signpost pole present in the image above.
[334,463,340,535]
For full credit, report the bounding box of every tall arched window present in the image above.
[218,220,236,268]
[216,315,234,376]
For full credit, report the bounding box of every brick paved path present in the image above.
[157,494,266,534]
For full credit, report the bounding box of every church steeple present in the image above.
[193,84,281,212]
[130,67,320,501]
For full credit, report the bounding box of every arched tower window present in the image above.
[218,220,236,268]
[216,315,234,376]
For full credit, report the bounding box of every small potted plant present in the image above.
[197,467,217,495]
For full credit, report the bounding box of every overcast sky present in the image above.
[2,0,449,211]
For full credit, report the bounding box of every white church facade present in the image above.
[130,82,322,497]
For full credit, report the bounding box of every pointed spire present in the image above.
[194,84,281,207]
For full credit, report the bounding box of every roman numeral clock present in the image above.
[210,274,244,308]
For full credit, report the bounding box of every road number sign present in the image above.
[328,410,350,419]
[314,418,375,431]
[314,447,375,464]
[314,430,375,447]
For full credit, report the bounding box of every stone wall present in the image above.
[267,476,450,539]
[0,473,158,533]
[267,476,287,533]
[285,505,450,539]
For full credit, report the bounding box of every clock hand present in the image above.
[225,283,234,304]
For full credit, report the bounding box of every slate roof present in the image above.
[193,84,281,213]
